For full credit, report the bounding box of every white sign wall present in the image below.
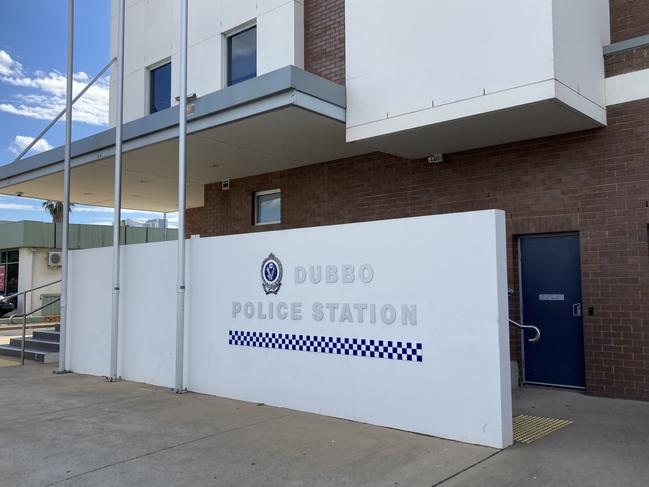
[67,210,512,448]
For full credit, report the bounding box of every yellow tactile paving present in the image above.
[513,414,572,444]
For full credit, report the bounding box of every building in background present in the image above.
[121,217,169,229]
[0,0,647,401]
[0,220,177,316]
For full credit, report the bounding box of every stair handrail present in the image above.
[6,297,61,366]
[509,319,541,343]
[0,279,61,302]
[1,281,62,366]
[0,279,62,304]
[9,297,62,324]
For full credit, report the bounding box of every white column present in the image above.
[58,0,74,373]
[174,0,188,393]
[109,0,126,381]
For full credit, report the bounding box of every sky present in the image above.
[0,0,177,227]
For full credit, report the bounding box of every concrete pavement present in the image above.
[0,364,493,487]
[0,364,647,486]
[443,386,649,487]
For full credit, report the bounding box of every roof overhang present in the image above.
[0,66,369,212]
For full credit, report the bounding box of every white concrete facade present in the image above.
[66,211,512,448]
[606,68,649,106]
[17,248,61,314]
[344,0,611,157]
[109,0,305,125]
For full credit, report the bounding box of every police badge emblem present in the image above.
[261,253,283,295]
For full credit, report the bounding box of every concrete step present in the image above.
[0,322,61,332]
[0,344,59,363]
[32,330,60,342]
[9,337,60,352]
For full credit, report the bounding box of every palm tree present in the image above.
[42,200,72,224]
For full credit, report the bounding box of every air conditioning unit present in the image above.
[48,251,62,267]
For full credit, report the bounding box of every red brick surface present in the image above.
[610,0,649,43]
[304,0,345,84]
[187,99,649,401]
[606,46,649,77]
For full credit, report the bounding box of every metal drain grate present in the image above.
[513,415,572,444]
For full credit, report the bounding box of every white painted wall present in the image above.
[67,210,512,448]
[17,248,61,314]
[109,0,305,125]
[552,0,610,111]
[606,68,649,106]
[345,0,610,144]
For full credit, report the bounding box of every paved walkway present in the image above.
[0,364,647,486]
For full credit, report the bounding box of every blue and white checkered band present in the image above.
[261,253,283,295]
[229,330,423,363]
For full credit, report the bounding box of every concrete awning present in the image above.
[0,67,369,212]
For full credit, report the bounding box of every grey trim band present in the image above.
[0,66,346,182]
[604,33,649,56]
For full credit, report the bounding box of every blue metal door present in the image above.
[520,234,585,388]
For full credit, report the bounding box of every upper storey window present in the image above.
[254,189,281,225]
[149,62,171,114]
[227,26,257,86]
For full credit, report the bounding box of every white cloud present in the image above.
[8,135,54,156]
[74,206,157,215]
[0,49,109,126]
[0,202,40,211]
[72,206,115,213]
[0,50,22,77]
[0,195,41,211]
[89,219,115,226]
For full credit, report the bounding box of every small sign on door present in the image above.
[539,294,564,301]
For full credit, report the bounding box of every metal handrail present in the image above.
[10,298,61,323]
[12,57,117,163]
[0,280,61,303]
[509,319,541,343]
[8,298,61,366]
[1,280,62,365]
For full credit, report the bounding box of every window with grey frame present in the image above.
[227,25,257,86]
[149,62,171,114]
[255,189,281,225]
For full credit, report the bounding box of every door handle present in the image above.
[572,303,582,318]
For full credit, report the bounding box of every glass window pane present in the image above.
[5,263,18,295]
[256,192,281,224]
[228,26,257,86]
[150,62,171,113]
[6,250,18,263]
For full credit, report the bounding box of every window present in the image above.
[0,249,19,296]
[227,26,257,86]
[255,189,281,225]
[149,62,171,114]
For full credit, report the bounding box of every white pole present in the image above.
[58,0,74,373]
[175,0,188,393]
[109,0,126,381]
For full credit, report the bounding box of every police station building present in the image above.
[0,0,648,449]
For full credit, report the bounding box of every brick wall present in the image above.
[605,46,649,77]
[304,0,345,84]
[610,0,649,43]
[606,0,649,77]
[187,98,649,401]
